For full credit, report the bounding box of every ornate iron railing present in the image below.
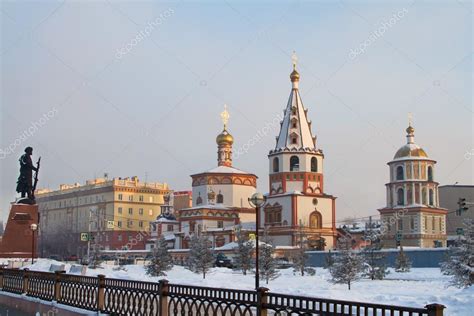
[27,270,56,301]
[104,278,161,316]
[265,292,430,316]
[167,283,257,316]
[0,268,445,316]
[58,274,98,311]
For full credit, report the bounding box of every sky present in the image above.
[0,0,472,223]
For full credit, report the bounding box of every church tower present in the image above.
[379,119,447,248]
[263,54,337,249]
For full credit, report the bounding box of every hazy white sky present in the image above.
[1,0,472,223]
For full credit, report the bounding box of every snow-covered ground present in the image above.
[3,259,473,315]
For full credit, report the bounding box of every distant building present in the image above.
[378,123,447,248]
[173,191,192,212]
[36,176,171,258]
[439,184,474,244]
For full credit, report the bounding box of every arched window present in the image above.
[396,166,404,180]
[217,193,224,204]
[397,188,405,206]
[311,157,318,172]
[427,166,433,181]
[290,156,299,172]
[273,157,279,173]
[429,189,434,206]
[309,211,322,229]
[422,188,427,205]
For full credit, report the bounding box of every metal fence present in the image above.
[0,268,445,316]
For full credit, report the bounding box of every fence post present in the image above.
[257,287,269,316]
[426,304,446,316]
[0,268,3,290]
[97,274,106,312]
[158,279,169,316]
[22,268,29,295]
[54,270,65,302]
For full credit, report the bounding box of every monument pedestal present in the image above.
[0,203,39,258]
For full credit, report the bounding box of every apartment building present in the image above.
[36,176,171,258]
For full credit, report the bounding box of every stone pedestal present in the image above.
[0,203,39,258]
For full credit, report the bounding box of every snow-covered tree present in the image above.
[324,250,335,269]
[395,246,412,272]
[188,235,214,279]
[234,225,254,275]
[258,229,280,284]
[362,231,389,280]
[441,219,474,288]
[329,237,364,290]
[146,236,173,277]
[292,223,315,276]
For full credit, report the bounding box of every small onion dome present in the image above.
[406,125,415,134]
[216,129,234,145]
[290,69,300,82]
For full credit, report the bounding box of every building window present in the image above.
[217,193,224,204]
[128,208,133,215]
[422,188,427,205]
[139,208,144,215]
[167,225,173,232]
[290,156,299,172]
[117,221,122,228]
[118,194,123,201]
[118,207,122,214]
[432,217,436,231]
[396,166,404,180]
[397,188,405,206]
[398,219,403,231]
[190,221,196,232]
[427,166,433,181]
[264,204,283,226]
[128,220,133,228]
[139,195,144,202]
[273,157,279,173]
[439,218,442,232]
[311,157,318,172]
[129,195,133,202]
[139,221,143,228]
[196,196,203,205]
[309,211,322,228]
[429,189,434,206]
[118,234,122,241]
[149,209,153,216]
[292,138,297,144]
[149,197,153,202]
[216,236,225,248]
[410,217,415,230]
[217,221,224,228]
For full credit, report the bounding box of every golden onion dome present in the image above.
[406,125,415,134]
[216,129,234,145]
[290,69,300,82]
[394,144,428,159]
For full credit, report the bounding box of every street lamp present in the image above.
[30,223,38,265]
[248,192,267,290]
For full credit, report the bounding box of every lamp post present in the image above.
[30,223,38,265]
[248,192,267,290]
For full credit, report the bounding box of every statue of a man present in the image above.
[16,147,38,200]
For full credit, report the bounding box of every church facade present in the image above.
[262,60,337,249]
